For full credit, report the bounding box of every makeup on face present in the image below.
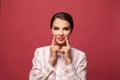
[53,26,70,42]
[57,36,65,41]
[51,18,71,45]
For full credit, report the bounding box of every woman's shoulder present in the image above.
[71,47,86,56]
[33,45,50,56]
[71,47,87,63]
[34,45,50,54]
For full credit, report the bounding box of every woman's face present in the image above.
[51,18,72,45]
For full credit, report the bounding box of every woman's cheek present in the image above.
[65,31,71,36]
[52,30,58,35]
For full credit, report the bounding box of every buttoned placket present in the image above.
[56,53,64,80]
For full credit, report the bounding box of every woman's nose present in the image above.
[59,30,63,36]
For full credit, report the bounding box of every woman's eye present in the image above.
[64,27,70,30]
[53,27,59,30]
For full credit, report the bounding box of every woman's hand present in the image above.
[49,36,59,66]
[49,36,72,66]
[60,37,72,65]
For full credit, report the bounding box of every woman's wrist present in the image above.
[65,58,72,65]
[48,58,56,66]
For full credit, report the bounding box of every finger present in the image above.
[65,36,70,46]
[51,35,56,45]
[56,46,60,53]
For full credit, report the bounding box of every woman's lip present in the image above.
[57,37,65,41]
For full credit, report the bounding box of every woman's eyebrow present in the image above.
[64,26,71,28]
[53,26,59,28]
[53,26,70,28]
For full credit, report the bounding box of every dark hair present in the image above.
[50,12,74,30]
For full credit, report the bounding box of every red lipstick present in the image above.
[57,37,65,41]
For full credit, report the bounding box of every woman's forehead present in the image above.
[53,18,70,27]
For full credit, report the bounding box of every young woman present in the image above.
[29,12,87,80]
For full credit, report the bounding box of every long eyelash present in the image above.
[53,27,59,30]
[64,28,70,30]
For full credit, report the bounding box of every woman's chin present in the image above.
[56,40,65,45]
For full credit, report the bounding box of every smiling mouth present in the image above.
[57,37,65,41]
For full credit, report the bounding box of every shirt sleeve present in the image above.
[29,48,55,80]
[62,54,87,80]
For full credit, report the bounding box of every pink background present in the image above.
[1,0,120,80]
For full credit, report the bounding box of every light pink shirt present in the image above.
[29,46,87,80]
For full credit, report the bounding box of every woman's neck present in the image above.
[58,43,66,49]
